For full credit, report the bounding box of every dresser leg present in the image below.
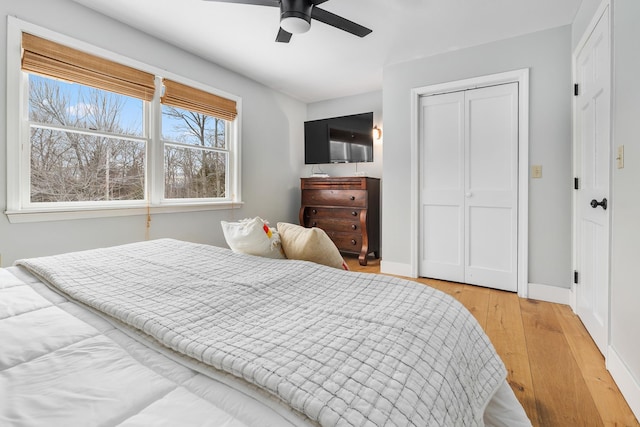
[358,252,368,266]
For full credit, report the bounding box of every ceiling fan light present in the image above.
[280,16,311,34]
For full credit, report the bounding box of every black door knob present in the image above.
[590,198,607,210]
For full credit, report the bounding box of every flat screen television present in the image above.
[304,112,373,164]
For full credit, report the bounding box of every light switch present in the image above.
[617,145,624,169]
[531,165,542,179]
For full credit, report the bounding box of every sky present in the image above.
[29,74,195,142]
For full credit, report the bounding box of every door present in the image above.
[574,6,610,356]
[419,83,519,292]
[419,91,465,282]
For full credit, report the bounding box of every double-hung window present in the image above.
[6,20,240,222]
[161,80,234,200]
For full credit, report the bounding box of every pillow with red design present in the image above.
[221,217,285,259]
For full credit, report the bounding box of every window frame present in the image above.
[6,17,242,223]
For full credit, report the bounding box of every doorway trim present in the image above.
[409,69,530,298]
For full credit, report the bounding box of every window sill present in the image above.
[5,201,244,224]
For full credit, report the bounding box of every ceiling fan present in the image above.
[203,0,372,43]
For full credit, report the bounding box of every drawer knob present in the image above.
[351,239,357,245]
[312,209,317,214]
[351,224,357,230]
[351,211,358,216]
[311,222,317,227]
[349,195,356,200]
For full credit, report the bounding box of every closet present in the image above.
[418,83,518,292]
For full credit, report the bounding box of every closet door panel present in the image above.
[464,83,518,291]
[419,92,465,282]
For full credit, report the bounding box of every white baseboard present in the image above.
[527,282,572,305]
[608,346,640,422]
[380,260,413,278]
[377,270,573,307]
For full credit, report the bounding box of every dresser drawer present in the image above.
[326,232,362,252]
[301,177,368,190]
[304,217,361,233]
[302,189,367,208]
[303,206,362,220]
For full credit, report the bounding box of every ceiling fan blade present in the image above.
[311,7,372,38]
[276,27,292,43]
[202,0,279,6]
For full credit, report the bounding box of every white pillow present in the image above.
[221,217,285,259]
[277,222,348,270]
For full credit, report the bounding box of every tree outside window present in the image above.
[162,105,228,199]
[27,74,231,204]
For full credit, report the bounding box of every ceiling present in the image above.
[71,0,582,103]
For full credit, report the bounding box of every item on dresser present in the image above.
[299,177,380,266]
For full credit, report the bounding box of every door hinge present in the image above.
[574,177,579,190]
[574,84,579,96]
[574,270,579,284]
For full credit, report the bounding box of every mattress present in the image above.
[1,239,531,426]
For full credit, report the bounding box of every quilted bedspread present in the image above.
[17,239,506,426]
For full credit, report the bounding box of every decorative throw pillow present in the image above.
[277,222,348,270]
[221,217,285,259]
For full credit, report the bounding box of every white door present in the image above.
[419,83,518,292]
[574,6,610,356]
[419,91,465,282]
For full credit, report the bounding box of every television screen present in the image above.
[304,112,373,164]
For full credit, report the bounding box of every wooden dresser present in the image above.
[299,177,380,265]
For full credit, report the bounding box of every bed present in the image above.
[0,238,531,426]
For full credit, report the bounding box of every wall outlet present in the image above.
[616,145,624,169]
[531,165,543,179]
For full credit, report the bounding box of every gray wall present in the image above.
[0,0,306,265]
[381,26,573,288]
[610,0,640,410]
[572,0,603,49]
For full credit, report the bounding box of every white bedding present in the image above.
[0,267,304,427]
[2,239,531,426]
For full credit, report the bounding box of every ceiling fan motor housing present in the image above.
[280,0,312,33]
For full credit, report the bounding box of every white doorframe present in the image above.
[410,69,530,298]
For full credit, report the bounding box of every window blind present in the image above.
[161,79,237,121]
[21,33,155,101]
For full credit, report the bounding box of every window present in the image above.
[28,74,146,203]
[162,105,228,199]
[6,21,241,222]
[160,79,237,200]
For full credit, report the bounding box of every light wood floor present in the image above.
[345,256,639,427]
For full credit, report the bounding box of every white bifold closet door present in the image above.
[419,83,518,292]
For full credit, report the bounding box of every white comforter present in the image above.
[13,239,511,426]
[0,267,305,427]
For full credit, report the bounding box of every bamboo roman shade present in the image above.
[161,79,237,122]
[21,33,155,101]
